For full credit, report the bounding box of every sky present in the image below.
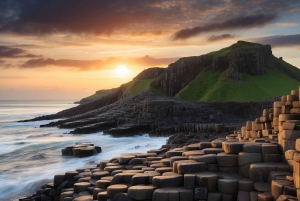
[0,0,300,100]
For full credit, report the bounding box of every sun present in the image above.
[115,65,130,77]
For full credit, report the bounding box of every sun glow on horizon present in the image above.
[115,65,130,77]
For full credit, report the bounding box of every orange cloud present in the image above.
[19,55,178,71]
[275,22,298,27]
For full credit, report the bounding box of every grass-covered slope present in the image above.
[77,41,300,103]
[77,89,113,103]
[275,57,300,77]
[176,68,300,102]
[127,78,166,95]
[207,41,259,57]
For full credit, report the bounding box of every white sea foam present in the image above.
[0,100,167,201]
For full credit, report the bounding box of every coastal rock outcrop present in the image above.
[20,41,300,126]
[37,92,274,136]
[61,142,102,157]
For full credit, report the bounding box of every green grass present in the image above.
[127,78,166,95]
[176,70,222,101]
[275,57,300,76]
[82,89,112,101]
[207,41,259,57]
[176,68,300,102]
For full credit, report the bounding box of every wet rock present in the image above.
[62,142,101,157]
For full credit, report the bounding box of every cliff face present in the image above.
[152,42,275,96]
[229,44,272,75]
[224,44,272,80]
[133,67,165,80]
[152,55,214,96]
[153,42,300,96]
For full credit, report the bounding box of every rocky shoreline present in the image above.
[21,91,279,138]
[17,87,300,201]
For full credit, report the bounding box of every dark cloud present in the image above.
[251,34,300,47]
[173,14,277,40]
[207,34,236,42]
[0,46,40,58]
[0,0,168,36]
[0,0,298,37]
[20,55,178,71]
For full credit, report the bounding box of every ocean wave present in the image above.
[27,133,52,138]
[30,154,46,160]
[14,142,27,145]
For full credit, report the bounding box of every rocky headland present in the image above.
[19,87,300,201]
[20,41,299,137]
[23,91,278,136]
[17,41,300,201]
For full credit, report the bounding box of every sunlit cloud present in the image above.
[18,55,178,71]
[275,22,298,27]
[11,44,45,49]
[0,76,28,79]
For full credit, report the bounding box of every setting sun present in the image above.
[115,65,130,77]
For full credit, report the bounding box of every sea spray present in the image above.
[0,100,167,200]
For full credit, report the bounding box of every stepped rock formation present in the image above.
[153,55,214,96]
[152,41,300,97]
[61,142,102,157]
[37,92,247,135]
[20,87,300,201]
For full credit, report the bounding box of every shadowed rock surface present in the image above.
[25,92,277,136]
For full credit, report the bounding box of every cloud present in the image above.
[11,44,45,49]
[207,34,236,42]
[0,46,41,58]
[0,76,28,79]
[132,55,177,67]
[173,14,277,40]
[275,22,298,27]
[251,34,300,47]
[0,0,168,36]
[19,55,178,71]
[0,0,298,38]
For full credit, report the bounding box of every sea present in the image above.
[0,100,167,201]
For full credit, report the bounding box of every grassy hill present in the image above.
[77,89,112,103]
[207,41,259,57]
[127,78,166,95]
[77,41,300,103]
[176,67,300,101]
[275,57,300,77]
